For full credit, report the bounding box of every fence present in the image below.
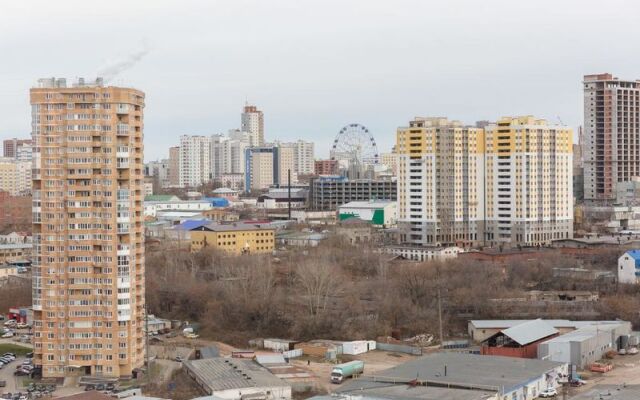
[375,342,422,355]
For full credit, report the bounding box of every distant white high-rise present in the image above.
[211,130,250,178]
[179,135,211,187]
[241,104,264,146]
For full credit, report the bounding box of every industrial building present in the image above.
[468,319,628,343]
[481,319,559,358]
[538,321,631,368]
[380,245,463,261]
[190,222,275,255]
[338,352,567,400]
[309,176,397,211]
[183,358,291,400]
[338,200,397,227]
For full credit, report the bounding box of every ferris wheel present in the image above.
[330,123,379,165]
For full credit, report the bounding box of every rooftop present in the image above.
[54,392,114,400]
[191,222,274,233]
[144,195,180,202]
[469,319,624,329]
[0,243,32,250]
[339,201,396,209]
[339,353,563,395]
[541,322,626,344]
[183,358,288,392]
[494,319,558,346]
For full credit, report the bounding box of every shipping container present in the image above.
[342,340,373,355]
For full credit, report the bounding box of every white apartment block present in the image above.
[211,130,250,178]
[0,158,31,195]
[396,118,485,247]
[179,135,211,187]
[396,116,573,248]
[485,116,573,245]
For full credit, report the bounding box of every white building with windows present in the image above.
[179,135,211,188]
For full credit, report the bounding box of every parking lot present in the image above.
[0,355,29,395]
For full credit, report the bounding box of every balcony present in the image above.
[116,104,129,114]
[116,124,129,135]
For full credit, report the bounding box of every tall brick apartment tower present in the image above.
[583,73,640,202]
[30,77,145,378]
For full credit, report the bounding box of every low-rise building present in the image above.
[336,220,374,244]
[618,249,640,284]
[0,264,18,279]
[380,245,463,261]
[190,223,275,255]
[538,321,631,368]
[144,199,219,217]
[257,187,308,209]
[338,352,567,400]
[481,319,559,358]
[0,243,31,263]
[338,200,397,227]
[276,231,327,247]
[183,358,291,400]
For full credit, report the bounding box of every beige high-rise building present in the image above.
[168,146,179,187]
[0,158,32,195]
[31,77,145,378]
[583,73,640,202]
[485,116,573,245]
[241,104,264,146]
[396,118,485,247]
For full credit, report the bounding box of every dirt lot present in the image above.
[565,351,640,398]
[290,350,417,392]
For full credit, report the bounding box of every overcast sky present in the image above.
[1,0,640,160]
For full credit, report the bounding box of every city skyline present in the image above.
[2,0,640,160]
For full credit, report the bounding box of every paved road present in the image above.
[0,356,27,395]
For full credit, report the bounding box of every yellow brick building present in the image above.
[190,223,275,255]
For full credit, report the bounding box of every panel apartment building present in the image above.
[583,73,640,202]
[485,117,573,245]
[396,116,573,247]
[396,118,485,247]
[31,77,145,378]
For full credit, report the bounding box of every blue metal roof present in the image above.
[174,219,210,231]
[203,197,230,207]
[626,249,640,267]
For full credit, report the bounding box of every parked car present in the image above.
[1,331,14,338]
[15,323,29,329]
[25,352,33,358]
[628,347,639,355]
[570,379,587,387]
[3,320,16,327]
[539,388,558,398]
[174,356,183,362]
[2,353,16,358]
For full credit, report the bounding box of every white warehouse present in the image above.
[618,249,640,284]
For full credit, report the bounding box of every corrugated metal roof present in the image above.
[470,319,624,329]
[500,319,558,345]
[183,358,287,392]
[174,219,210,231]
[255,354,286,365]
[626,249,640,261]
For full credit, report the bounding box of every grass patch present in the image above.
[0,343,32,356]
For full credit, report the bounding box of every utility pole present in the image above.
[437,284,444,346]
[145,303,151,384]
[287,169,291,220]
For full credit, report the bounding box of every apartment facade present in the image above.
[245,147,279,191]
[309,176,397,210]
[485,116,573,245]
[168,146,179,187]
[0,158,32,195]
[3,138,32,159]
[179,135,211,188]
[31,77,145,378]
[583,73,640,202]
[314,159,339,175]
[210,131,249,178]
[396,118,485,247]
[241,104,264,146]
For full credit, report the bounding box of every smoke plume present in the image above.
[98,42,151,83]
